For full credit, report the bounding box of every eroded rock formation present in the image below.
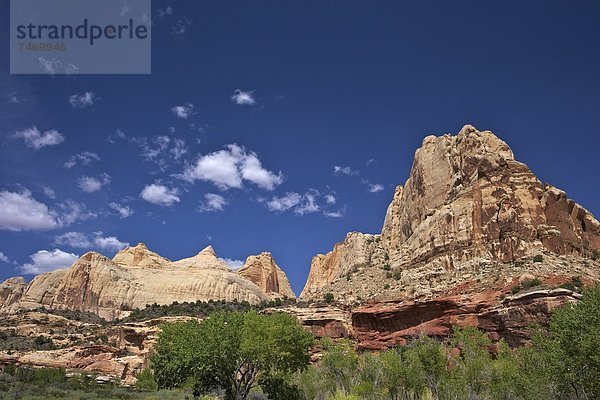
[1,244,295,320]
[301,125,600,302]
[237,252,296,298]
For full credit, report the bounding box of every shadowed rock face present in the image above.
[352,288,581,349]
[237,252,296,298]
[1,245,294,320]
[301,125,600,301]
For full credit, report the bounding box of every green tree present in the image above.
[542,286,600,398]
[151,311,313,400]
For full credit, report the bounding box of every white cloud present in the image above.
[54,232,91,248]
[264,190,320,215]
[38,57,79,75]
[108,202,133,218]
[15,127,65,150]
[20,249,79,274]
[325,194,337,204]
[219,258,244,270]
[64,151,100,169]
[170,138,188,160]
[78,173,111,193]
[42,186,56,199]
[133,135,188,170]
[56,200,97,226]
[199,193,227,212]
[323,207,345,218]
[107,129,127,144]
[368,183,384,193]
[182,144,283,191]
[0,190,95,232]
[6,92,25,104]
[231,89,256,106]
[92,234,129,252]
[172,17,192,35]
[140,183,180,206]
[0,190,59,231]
[265,192,302,212]
[366,158,377,166]
[334,165,358,176]
[171,103,194,119]
[157,6,173,20]
[55,231,129,252]
[0,252,10,263]
[69,91,97,108]
[295,191,319,215]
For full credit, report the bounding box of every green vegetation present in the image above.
[118,298,296,323]
[0,366,188,399]
[3,286,600,400]
[324,293,335,303]
[511,277,542,294]
[532,254,543,263]
[151,310,313,399]
[591,250,599,261]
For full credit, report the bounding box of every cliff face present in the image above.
[301,125,600,302]
[237,252,296,298]
[2,244,295,320]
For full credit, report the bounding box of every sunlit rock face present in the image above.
[1,244,295,320]
[301,125,600,303]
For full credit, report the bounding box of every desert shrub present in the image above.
[136,368,158,391]
[591,250,599,260]
[393,271,402,281]
[521,278,542,290]
[532,254,543,263]
[383,264,391,271]
[324,292,335,303]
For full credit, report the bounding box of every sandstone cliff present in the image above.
[301,125,600,302]
[2,244,295,320]
[237,252,296,298]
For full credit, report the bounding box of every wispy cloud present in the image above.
[334,165,358,176]
[171,103,194,119]
[64,151,100,169]
[15,127,65,150]
[367,183,384,193]
[107,129,127,144]
[55,231,129,252]
[263,190,321,216]
[231,89,256,106]
[69,91,97,108]
[78,173,111,193]
[108,202,134,218]
[199,193,227,212]
[0,251,11,263]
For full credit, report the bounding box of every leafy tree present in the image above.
[152,311,313,400]
[542,286,600,398]
[318,338,359,394]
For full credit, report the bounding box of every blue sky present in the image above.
[1,1,599,294]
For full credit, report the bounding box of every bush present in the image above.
[136,368,158,391]
[521,278,542,290]
[383,264,391,271]
[533,254,543,263]
[512,285,521,294]
[591,250,599,260]
[324,292,335,303]
[393,271,402,281]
